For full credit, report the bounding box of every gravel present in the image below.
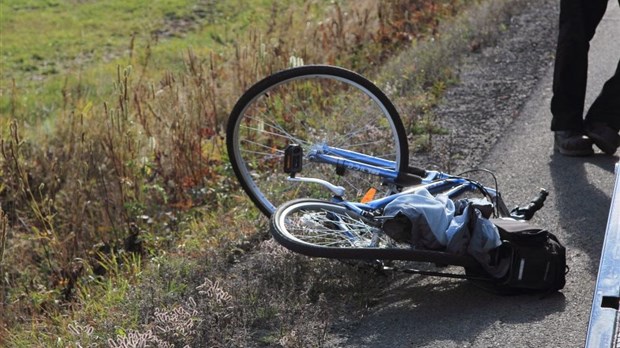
[415,0,559,174]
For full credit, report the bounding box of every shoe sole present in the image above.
[553,142,593,156]
[586,131,618,156]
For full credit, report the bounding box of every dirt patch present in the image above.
[154,0,220,38]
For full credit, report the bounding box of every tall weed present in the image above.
[1,0,506,344]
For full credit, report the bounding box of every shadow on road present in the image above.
[548,153,617,274]
[340,275,566,347]
[338,154,615,348]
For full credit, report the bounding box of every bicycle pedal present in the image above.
[283,144,303,176]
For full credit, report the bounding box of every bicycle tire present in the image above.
[227,65,409,217]
[270,199,480,267]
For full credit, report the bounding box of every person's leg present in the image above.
[583,1,620,155]
[585,59,620,154]
[585,0,620,130]
[550,0,608,131]
[586,59,620,130]
[551,0,609,156]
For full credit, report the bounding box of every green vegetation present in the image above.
[0,0,528,345]
[1,0,326,121]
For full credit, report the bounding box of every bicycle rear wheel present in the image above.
[227,65,409,217]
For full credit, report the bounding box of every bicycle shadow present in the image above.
[547,152,617,274]
[336,275,566,347]
[333,154,614,347]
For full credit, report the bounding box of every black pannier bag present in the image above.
[491,218,567,293]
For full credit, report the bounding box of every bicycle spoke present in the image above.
[227,66,407,216]
[281,208,381,248]
[240,117,310,147]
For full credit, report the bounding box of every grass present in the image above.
[2,0,190,118]
[0,0,322,122]
[0,0,531,345]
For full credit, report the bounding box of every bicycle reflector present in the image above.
[284,144,303,177]
[361,187,377,203]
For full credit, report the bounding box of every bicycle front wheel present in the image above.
[270,199,396,259]
[227,65,409,217]
[271,199,483,266]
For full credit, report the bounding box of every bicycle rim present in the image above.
[271,200,395,255]
[227,65,409,217]
[271,199,482,265]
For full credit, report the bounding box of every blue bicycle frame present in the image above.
[304,143,510,217]
[309,144,400,180]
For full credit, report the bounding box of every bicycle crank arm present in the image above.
[287,176,346,197]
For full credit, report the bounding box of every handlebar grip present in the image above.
[529,188,549,210]
[510,188,549,220]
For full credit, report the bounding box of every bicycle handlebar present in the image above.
[510,188,549,220]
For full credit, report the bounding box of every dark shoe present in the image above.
[554,131,593,156]
[585,122,620,155]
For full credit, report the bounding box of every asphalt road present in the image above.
[338,2,620,347]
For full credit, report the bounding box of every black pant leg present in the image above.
[550,0,609,131]
[585,58,620,131]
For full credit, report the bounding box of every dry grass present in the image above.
[113,240,384,347]
[0,0,529,345]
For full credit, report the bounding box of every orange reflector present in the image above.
[361,188,377,203]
